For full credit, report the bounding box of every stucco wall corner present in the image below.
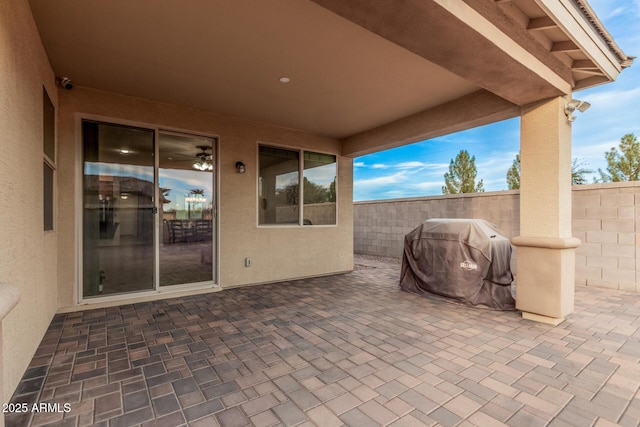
[0,0,60,400]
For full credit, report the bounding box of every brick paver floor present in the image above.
[6,256,640,426]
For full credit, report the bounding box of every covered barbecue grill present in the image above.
[399,219,515,310]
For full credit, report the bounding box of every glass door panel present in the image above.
[158,132,215,287]
[82,121,155,297]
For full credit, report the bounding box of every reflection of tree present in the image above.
[280,183,298,212]
[186,188,211,220]
[304,177,334,204]
[277,177,336,208]
[328,177,336,202]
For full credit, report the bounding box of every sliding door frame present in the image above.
[76,114,220,305]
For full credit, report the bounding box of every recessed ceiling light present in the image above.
[279,77,290,83]
[119,149,130,154]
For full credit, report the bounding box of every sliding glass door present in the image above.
[82,121,216,299]
[82,121,155,297]
[158,132,215,287]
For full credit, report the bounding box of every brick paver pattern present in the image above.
[5,257,640,426]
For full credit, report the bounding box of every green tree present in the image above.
[571,158,593,185]
[506,153,593,188]
[506,153,520,190]
[442,150,484,194]
[597,133,640,182]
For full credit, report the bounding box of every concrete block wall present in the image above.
[354,182,639,292]
[354,191,520,258]
[572,182,639,292]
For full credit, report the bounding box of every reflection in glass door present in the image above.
[158,132,215,287]
[82,123,217,299]
[82,121,155,297]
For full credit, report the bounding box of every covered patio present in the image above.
[1,0,634,419]
[7,257,640,426]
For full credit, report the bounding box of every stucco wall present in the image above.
[354,182,640,292]
[0,0,59,399]
[57,87,353,308]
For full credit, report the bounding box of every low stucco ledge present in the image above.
[511,236,581,250]
[0,283,21,321]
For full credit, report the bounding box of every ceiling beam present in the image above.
[527,16,557,31]
[341,90,520,158]
[535,0,622,80]
[573,75,609,90]
[572,59,597,69]
[551,40,580,52]
[573,69,605,76]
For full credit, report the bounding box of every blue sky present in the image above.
[354,1,640,201]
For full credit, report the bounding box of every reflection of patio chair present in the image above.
[195,220,212,241]
[163,219,173,243]
[168,220,195,243]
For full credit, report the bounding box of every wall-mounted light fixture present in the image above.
[564,99,590,123]
[236,161,246,174]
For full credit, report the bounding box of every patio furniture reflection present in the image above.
[165,219,211,243]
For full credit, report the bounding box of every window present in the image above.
[258,145,336,226]
[43,87,55,231]
[303,151,337,225]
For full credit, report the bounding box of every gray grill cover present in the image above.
[399,219,515,310]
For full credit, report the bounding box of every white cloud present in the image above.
[360,160,448,172]
[477,152,518,170]
[353,161,365,167]
[608,6,625,18]
[395,161,426,169]
[409,181,443,191]
[573,140,618,159]
[589,0,637,20]
[354,171,409,188]
[582,86,640,112]
[395,161,448,170]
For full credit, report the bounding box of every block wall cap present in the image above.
[512,236,581,249]
[354,189,520,205]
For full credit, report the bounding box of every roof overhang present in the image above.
[28,0,631,157]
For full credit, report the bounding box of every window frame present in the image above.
[43,86,56,232]
[257,143,337,228]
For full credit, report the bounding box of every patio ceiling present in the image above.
[29,0,630,146]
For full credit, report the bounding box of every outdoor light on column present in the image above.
[236,161,246,174]
[564,99,590,123]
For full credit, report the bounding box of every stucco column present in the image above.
[512,96,580,325]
